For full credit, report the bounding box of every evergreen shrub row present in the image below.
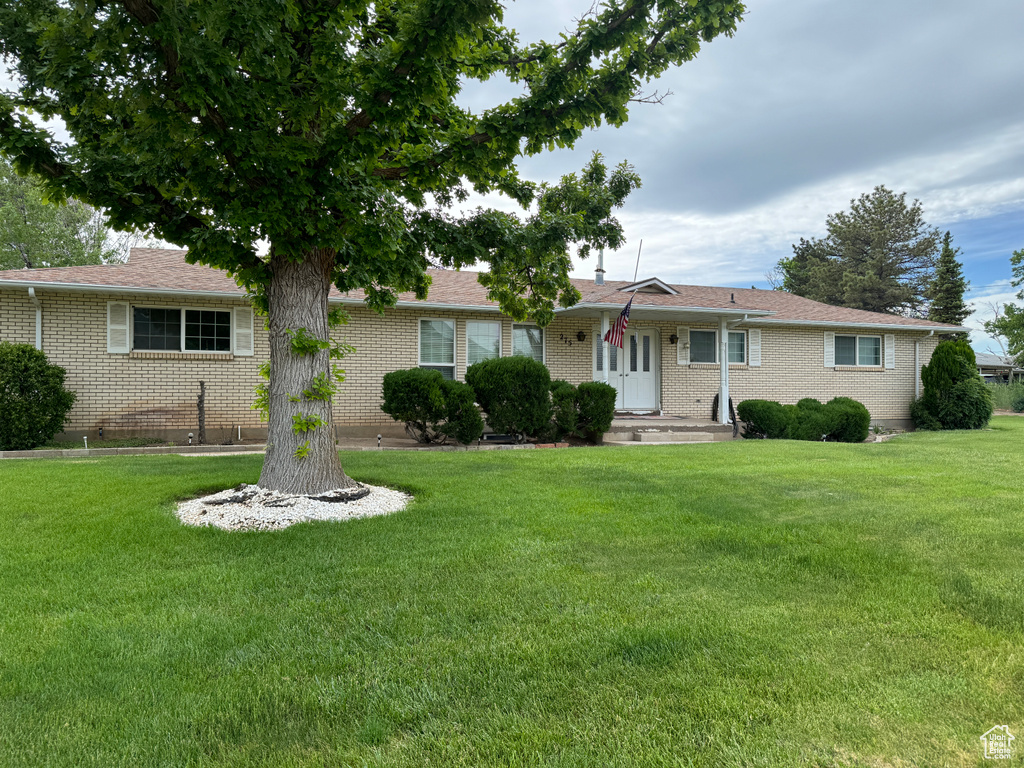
[381,357,617,444]
[736,396,871,443]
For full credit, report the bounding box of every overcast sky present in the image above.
[466,0,1024,353]
[4,0,1022,352]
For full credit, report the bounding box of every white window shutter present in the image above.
[107,301,130,354]
[676,327,690,365]
[884,334,896,369]
[233,307,254,356]
[748,329,761,367]
[824,332,835,368]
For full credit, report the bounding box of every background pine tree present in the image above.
[928,231,970,339]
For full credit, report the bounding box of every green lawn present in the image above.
[1,419,1023,767]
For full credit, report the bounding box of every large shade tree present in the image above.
[0,0,745,493]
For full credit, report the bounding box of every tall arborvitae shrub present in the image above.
[915,340,992,430]
[0,342,77,450]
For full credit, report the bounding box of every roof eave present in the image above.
[560,302,776,317]
[0,279,244,299]
[756,317,968,332]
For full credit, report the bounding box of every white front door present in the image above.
[595,328,659,411]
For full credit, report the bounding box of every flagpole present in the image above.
[633,239,643,283]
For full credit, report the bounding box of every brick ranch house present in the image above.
[0,248,962,440]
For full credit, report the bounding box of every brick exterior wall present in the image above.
[0,288,939,437]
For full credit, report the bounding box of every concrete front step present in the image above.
[635,431,714,442]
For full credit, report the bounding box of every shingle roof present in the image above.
[0,248,963,331]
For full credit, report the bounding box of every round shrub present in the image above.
[789,398,841,442]
[576,381,617,440]
[826,396,871,443]
[0,342,77,450]
[380,368,482,444]
[737,399,793,439]
[465,356,552,442]
[1011,393,1024,413]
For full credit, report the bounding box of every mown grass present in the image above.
[33,437,168,450]
[1,419,1023,767]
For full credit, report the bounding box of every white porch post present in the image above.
[601,311,610,385]
[718,316,729,424]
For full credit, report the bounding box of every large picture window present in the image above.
[835,334,881,366]
[419,319,456,379]
[133,307,232,352]
[466,321,501,366]
[512,324,544,362]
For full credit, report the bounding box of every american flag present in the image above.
[603,294,634,349]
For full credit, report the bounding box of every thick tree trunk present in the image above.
[257,248,357,493]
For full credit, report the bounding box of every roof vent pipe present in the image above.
[730,292,735,304]
[595,248,605,286]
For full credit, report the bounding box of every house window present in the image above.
[512,324,544,362]
[133,307,232,352]
[689,330,717,363]
[419,319,455,379]
[836,334,881,366]
[466,321,501,366]
[184,309,231,352]
[728,331,746,364]
[133,307,182,351]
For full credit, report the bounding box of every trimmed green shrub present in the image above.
[826,396,872,443]
[576,381,617,440]
[466,356,552,442]
[789,398,840,442]
[1013,394,1024,414]
[737,399,793,439]
[550,380,579,440]
[738,396,870,442]
[380,368,483,444]
[0,342,77,450]
[915,340,992,430]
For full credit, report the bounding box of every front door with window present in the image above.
[594,328,658,411]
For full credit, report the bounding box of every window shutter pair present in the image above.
[677,326,762,366]
[106,301,255,355]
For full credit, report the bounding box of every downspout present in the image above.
[718,316,729,425]
[914,340,920,399]
[27,287,41,351]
